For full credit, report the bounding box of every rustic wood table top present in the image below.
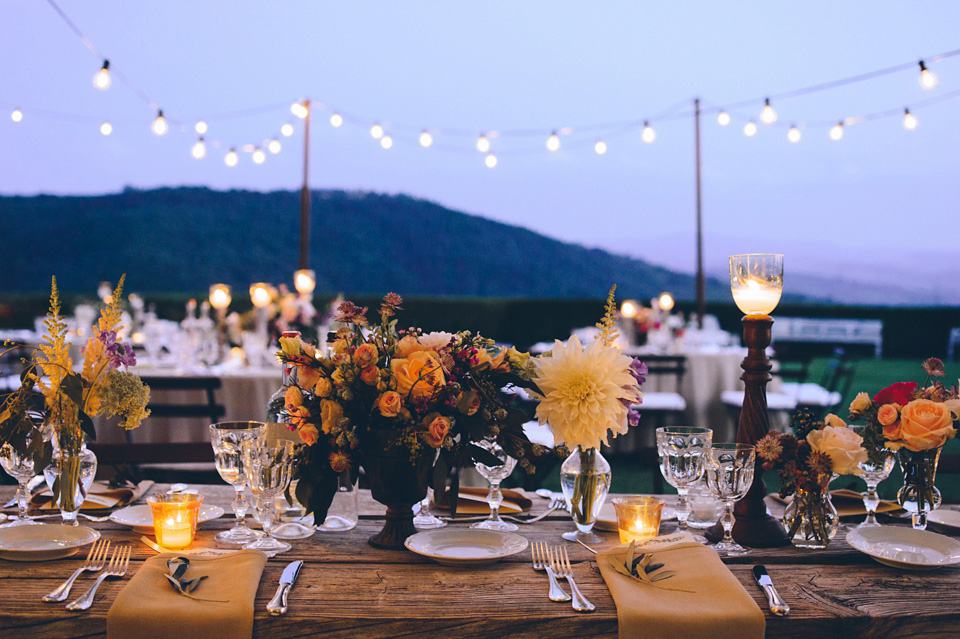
[2,484,959,638]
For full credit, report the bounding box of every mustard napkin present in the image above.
[107,549,267,639]
[597,533,765,639]
[434,486,532,515]
[31,480,154,511]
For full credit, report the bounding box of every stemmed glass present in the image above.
[209,421,265,544]
[0,440,41,527]
[704,443,756,556]
[413,488,447,530]
[851,425,896,528]
[471,438,518,532]
[243,439,295,555]
[656,426,713,538]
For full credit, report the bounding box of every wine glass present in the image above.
[413,487,447,530]
[851,425,896,528]
[209,421,265,544]
[0,441,41,527]
[470,438,518,532]
[656,426,713,537]
[242,439,295,555]
[704,443,755,556]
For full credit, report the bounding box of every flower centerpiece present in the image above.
[755,411,867,548]
[529,286,646,543]
[275,293,547,548]
[847,358,959,529]
[0,276,151,524]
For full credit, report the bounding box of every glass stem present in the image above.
[722,500,735,543]
[262,500,276,538]
[488,481,503,522]
[675,488,689,530]
[16,479,29,520]
[233,485,248,527]
[862,482,879,526]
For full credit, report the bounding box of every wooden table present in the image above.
[2,485,960,638]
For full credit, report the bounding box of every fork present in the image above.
[43,540,111,602]
[531,541,570,602]
[550,545,595,612]
[28,513,111,523]
[66,545,131,611]
[442,496,566,524]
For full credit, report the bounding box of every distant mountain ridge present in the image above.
[0,186,746,301]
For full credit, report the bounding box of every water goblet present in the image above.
[656,426,713,537]
[0,441,41,527]
[704,443,756,556]
[851,425,896,528]
[413,487,447,530]
[471,438,518,532]
[209,421,265,544]
[243,439,295,555]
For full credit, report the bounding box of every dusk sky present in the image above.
[3,1,959,298]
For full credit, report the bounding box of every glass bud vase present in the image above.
[560,446,611,544]
[782,487,839,549]
[43,433,98,526]
[897,447,942,530]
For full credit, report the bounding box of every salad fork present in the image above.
[66,545,131,611]
[43,540,110,602]
[550,545,595,612]
[530,541,570,602]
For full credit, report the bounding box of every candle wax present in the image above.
[159,516,193,549]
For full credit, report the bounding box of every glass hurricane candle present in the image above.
[729,254,783,315]
[611,496,665,543]
[148,493,204,550]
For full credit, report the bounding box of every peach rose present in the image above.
[297,365,321,391]
[284,385,304,410]
[423,414,451,448]
[319,399,344,435]
[315,377,333,398]
[823,413,847,429]
[877,403,900,426]
[395,335,424,358]
[457,390,481,416]
[298,423,319,446]
[945,398,960,421]
[898,399,957,451]
[390,350,445,401]
[849,392,872,415]
[378,391,402,418]
[806,425,867,476]
[288,405,310,430]
[354,343,379,369]
[360,366,380,386]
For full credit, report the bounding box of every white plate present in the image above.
[846,526,960,570]
[0,524,100,562]
[927,509,960,533]
[109,504,225,534]
[404,529,528,566]
[595,500,677,532]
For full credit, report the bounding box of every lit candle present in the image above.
[147,493,203,550]
[250,283,272,308]
[729,254,783,315]
[612,496,664,544]
[160,515,193,549]
[209,284,232,310]
[731,278,782,315]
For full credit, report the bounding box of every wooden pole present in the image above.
[694,98,705,329]
[298,99,312,271]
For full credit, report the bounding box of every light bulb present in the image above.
[281,123,294,137]
[419,130,433,147]
[380,135,393,149]
[546,131,561,151]
[787,125,801,143]
[151,110,168,136]
[484,153,497,168]
[903,108,918,130]
[93,60,111,90]
[476,134,490,152]
[291,101,308,119]
[743,120,757,137]
[717,111,730,126]
[195,120,207,134]
[10,108,22,122]
[268,138,282,153]
[370,124,384,139]
[330,112,343,127]
[594,140,607,155]
[191,138,206,159]
[252,148,266,164]
[829,122,844,140]
[641,122,656,143]
[225,148,238,167]
[919,60,937,89]
[100,121,113,136]
[760,98,777,124]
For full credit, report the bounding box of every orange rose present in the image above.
[354,343,379,368]
[877,403,901,440]
[315,377,333,398]
[288,405,310,430]
[378,391,402,417]
[395,335,424,358]
[423,414,451,448]
[898,399,957,451]
[284,386,304,410]
[457,391,481,416]
[297,365,321,390]
[390,350,445,401]
[473,346,507,370]
[320,399,344,434]
[298,423,319,446]
[360,366,380,386]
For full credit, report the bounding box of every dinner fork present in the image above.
[442,496,566,524]
[531,541,570,602]
[550,545,595,613]
[43,540,110,602]
[28,513,111,523]
[66,545,131,611]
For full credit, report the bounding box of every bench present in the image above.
[772,317,883,358]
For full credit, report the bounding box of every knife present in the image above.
[753,565,789,616]
[267,560,303,616]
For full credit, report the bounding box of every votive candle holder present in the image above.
[611,496,665,544]
[147,493,204,549]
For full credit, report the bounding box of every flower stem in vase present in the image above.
[560,446,611,544]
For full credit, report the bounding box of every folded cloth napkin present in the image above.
[31,480,154,511]
[768,489,903,517]
[107,549,268,639]
[433,486,532,515]
[597,532,765,639]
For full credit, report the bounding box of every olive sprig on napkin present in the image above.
[165,557,228,602]
[605,541,694,592]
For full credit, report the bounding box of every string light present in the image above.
[268,138,282,153]
[151,109,167,135]
[641,121,656,143]
[476,134,490,152]
[787,125,801,143]
[743,120,757,137]
[252,148,266,164]
[195,120,207,134]
[594,140,607,154]
[380,135,393,149]
[330,112,343,127]
[281,123,294,137]
[717,111,730,126]
[760,98,777,124]
[224,148,238,167]
[829,121,844,140]
[919,60,937,89]
[419,130,433,147]
[291,101,308,119]
[11,108,22,122]
[93,60,110,90]
[191,137,206,159]
[484,153,497,168]
[100,121,112,136]
[370,123,384,139]
[903,108,918,130]
[546,131,561,151]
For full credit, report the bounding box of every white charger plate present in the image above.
[927,509,960,533]
[846,526,960,570]
[595,500,677,532]
[0,524,100,562]
[109,504,225,534]
[405,529,528,566]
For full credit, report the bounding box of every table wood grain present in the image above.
[2,485,959,638]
